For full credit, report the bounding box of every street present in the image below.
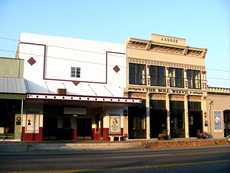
[0,145,229,173]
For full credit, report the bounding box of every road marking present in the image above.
[8,159,230,173]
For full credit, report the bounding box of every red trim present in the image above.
[20,42,46,47]
[72,128,77,142]
[43,78,107,84]
[21,127,43,142]
[43,44,47,79]
[91,128,110,141]
[102,128,110,141]
[91,128,101,140]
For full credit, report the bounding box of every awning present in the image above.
[0,77,26,99]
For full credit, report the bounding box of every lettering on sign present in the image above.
[161,37,178,43]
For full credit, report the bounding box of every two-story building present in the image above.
[126,34,208,139]
[16,33,141,141]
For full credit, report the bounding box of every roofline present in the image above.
[208,86,230,95]
[127,37,207,51]
[151,33,186,41]
[0,57,24,61]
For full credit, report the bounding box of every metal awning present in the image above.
[0,77,26,99]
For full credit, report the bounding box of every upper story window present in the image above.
[149,65,165,86]
[71,67,80,78]
[129,63,146,85]
[168,68,184,88]
[187,70,201,89]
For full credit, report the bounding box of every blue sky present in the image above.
[0,0,229,87]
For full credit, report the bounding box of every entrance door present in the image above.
[77,118,92,138]
[189,111,203,137]
[128,105,146,139]
[150,110,167,138]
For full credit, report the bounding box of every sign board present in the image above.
[109,116,121,134]
[151,34,187,46]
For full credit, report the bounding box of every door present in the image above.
[189,111,203,137]
[77,118,92,138]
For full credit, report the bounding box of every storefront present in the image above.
[21,93,141,142]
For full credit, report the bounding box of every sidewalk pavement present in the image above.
[0,141,143,153]
[0,138,229,153]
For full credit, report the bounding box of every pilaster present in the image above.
[184,95,189,138]
[166,94,171,138]
[146,93,151,139]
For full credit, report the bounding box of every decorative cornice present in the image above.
[127,38,207,58]
[128,57,205,71]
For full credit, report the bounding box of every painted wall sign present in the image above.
[109,116,121,134]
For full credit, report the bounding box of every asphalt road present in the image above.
[0,145,229,173]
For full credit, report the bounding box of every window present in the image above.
[187,70,201,89]
[71,67,80,78]
[168,68,184,88]
[129,63,146,85]
[149,65,165,86]
[214,111,222,130]
[188,102,201,111]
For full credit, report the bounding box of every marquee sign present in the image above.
[26,94,142,104]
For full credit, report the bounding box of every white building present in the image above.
[17,33,141,141]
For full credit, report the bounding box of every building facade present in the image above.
[207,87,230,138]
[0,57,26,141]
[0,33,229,142]
[126,34,208,139]
[16,33,141,141]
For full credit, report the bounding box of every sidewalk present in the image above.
[0,141,143,153]
[0,138,229,153]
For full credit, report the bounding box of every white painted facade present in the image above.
[18,33,126,97]
[16,33,135,141]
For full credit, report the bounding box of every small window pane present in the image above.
[71,67,80,78]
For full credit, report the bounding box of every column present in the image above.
[201,95,208,133]
[102,114,110,141]
[123,109,128,138]
[184,95,189,138]
[166,94,171,138]
[38,114,43,141]
[184,69,188,89]
[146,93,151,139]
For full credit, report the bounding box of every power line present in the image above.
[0,48,126,68]
[0,36,124,56]
[0,35,229,72]
[0,47,230,79]
[0,35,229,83]
[0,35,229,71]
